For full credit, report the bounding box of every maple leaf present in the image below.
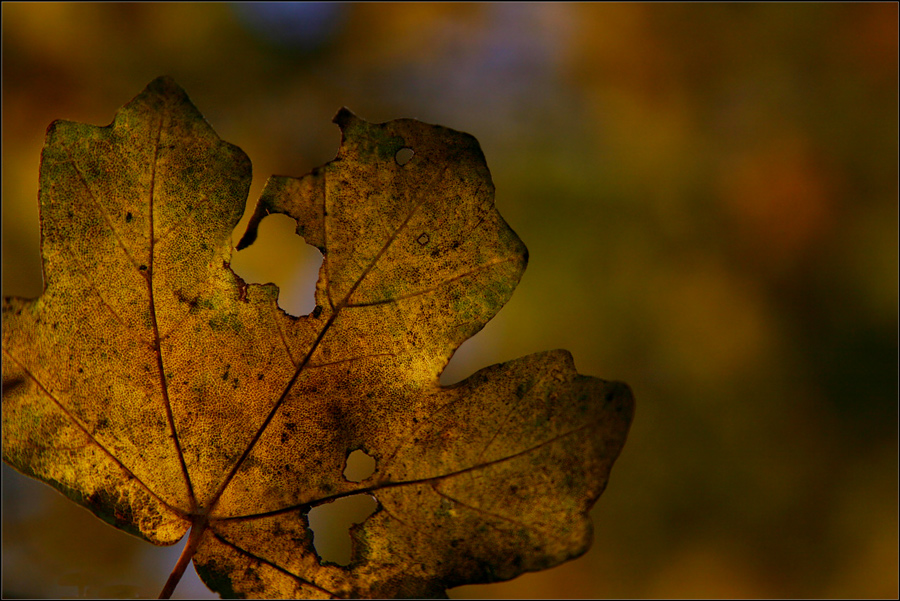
[1,77,634,599]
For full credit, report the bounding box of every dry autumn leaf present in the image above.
[1,77,634,599]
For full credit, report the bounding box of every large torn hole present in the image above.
[230,213,322,316]
[307,494,377,566]
[343,449,376,482]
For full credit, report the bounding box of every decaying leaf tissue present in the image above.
[2,77,634,599]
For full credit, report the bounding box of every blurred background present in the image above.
[2,3,897,598]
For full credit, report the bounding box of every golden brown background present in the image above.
[2,3,897,598]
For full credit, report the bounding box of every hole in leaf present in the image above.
[307,494,377,566]
[343,449,376,482]
[395,147,414,166]
[230,213,322,316]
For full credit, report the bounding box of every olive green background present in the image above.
[2,3,897,598]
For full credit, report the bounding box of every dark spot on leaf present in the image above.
[139,265,148,271]
[312,305,323,318]
[125,212,133,223]
[194,560,238,600]
[2,377,25,395]
[417,233,430,246]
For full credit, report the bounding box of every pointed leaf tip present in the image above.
[146,75,186,97]
[333,107,359,129]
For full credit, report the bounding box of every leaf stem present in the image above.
[158,518,209,599]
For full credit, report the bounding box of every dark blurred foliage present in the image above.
[2,3,897,598]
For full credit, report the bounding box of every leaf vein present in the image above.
[270,299,298,367]
[60,148,142,273]
[345,256,519,308]
[307,352,395,370]
[208,531,340,598]
[1,348,183,517]
[146,114,197,512]
[218,423,592,522]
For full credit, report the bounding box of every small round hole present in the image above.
[343,449,376,482]
[395,147,414,166]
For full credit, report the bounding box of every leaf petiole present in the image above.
[158,517,209,599]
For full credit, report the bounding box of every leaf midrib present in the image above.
[147,112,198,516]
[198,161,437,519]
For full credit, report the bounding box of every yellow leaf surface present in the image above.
[2,77,633,598]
